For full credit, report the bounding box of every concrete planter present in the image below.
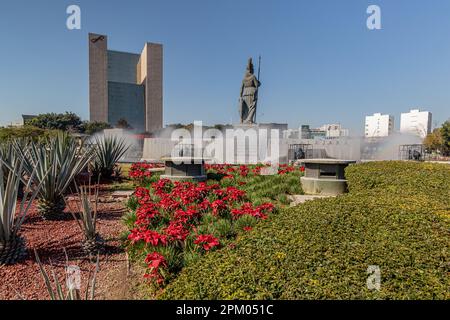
[300,159,356,196]
[160,157,207,182]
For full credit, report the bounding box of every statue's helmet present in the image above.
[246,58,254,74]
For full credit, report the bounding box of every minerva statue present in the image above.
[239,57,261,124]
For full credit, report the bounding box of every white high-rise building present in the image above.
[365,113,394,138]
[400,109,432,138]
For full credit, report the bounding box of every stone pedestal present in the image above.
[230,123,288,164]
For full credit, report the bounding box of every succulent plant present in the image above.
[16,132,93,219]
[66,181,103,261]
[34,250,99,300]
[90,135,129,180]
[0,155,40,265]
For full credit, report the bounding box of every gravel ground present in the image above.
[0,193,131,300]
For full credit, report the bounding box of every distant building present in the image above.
[400,109,432,138]
[365,113,394,138]
[283,129,299,139]
[298,124,349,140]
[89,33,163,133]
[318,124,349,138]
[300,125,312,139]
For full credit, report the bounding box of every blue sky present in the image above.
[0,0,449,134]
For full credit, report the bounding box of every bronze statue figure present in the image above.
[239,57,261,124]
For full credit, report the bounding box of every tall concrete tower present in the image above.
[88,33,163,133]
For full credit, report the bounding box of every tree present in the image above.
[423,128,443,152]
[441,120,450,156]
[81,121,112,135]
[423,120,450,156]
[0,126,57,142]
[116,118,132,129]
[27,112,83,132]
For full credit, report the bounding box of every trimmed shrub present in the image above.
[161,161,450,299]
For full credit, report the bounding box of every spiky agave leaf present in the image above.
[34,250,100,300]
[91,135,129,179]
[0,153,41,265]
[15,132,94,219]
[65,180,102,259]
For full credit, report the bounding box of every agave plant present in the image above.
[66,182,103,261]
[0,141,26,199]
[16,132,94,220]
[34,250,99,300]
[91,135,129,180]
[0,156,40,265]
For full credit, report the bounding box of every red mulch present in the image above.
[0,193,129,300]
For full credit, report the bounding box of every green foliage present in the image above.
[91,135,129,180]
[81,121,112,135]
[161,162,450,299]
[16,132,94,219]
[423,120,450,156]
[27,112,83,132]
[65,183,100,254]
[0,154,41,265]
[441,120,450,155]
[0,126,58,142]
[209,165,303,206]
[125,195,139,213]
[0,157,39,243]
[234,215,258,231]
[116,118,132,130]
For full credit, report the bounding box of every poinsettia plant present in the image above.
[124,163,304,287]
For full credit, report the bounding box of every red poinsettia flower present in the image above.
[194,234,220,251]
[144,252,167,284]
[128,229,167,247]
[211,199,227,215]
[164,221,190,242]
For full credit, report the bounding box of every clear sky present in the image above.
[0,0,449,134]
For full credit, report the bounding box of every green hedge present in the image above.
[160,161,450,299]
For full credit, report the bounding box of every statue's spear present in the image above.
[254,55,261,123]
[257,55,261,81]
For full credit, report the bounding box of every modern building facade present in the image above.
[400,109,432,138]
[297,124,349,140]
[365,113,394,138]
[318,124,349,139]
[89,33,163,133]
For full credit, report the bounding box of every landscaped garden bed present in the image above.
[123,163,304,293]
[1,134,449,301]
[0,193,128,300]
[160,161,450,299]
[0,133,136,300]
